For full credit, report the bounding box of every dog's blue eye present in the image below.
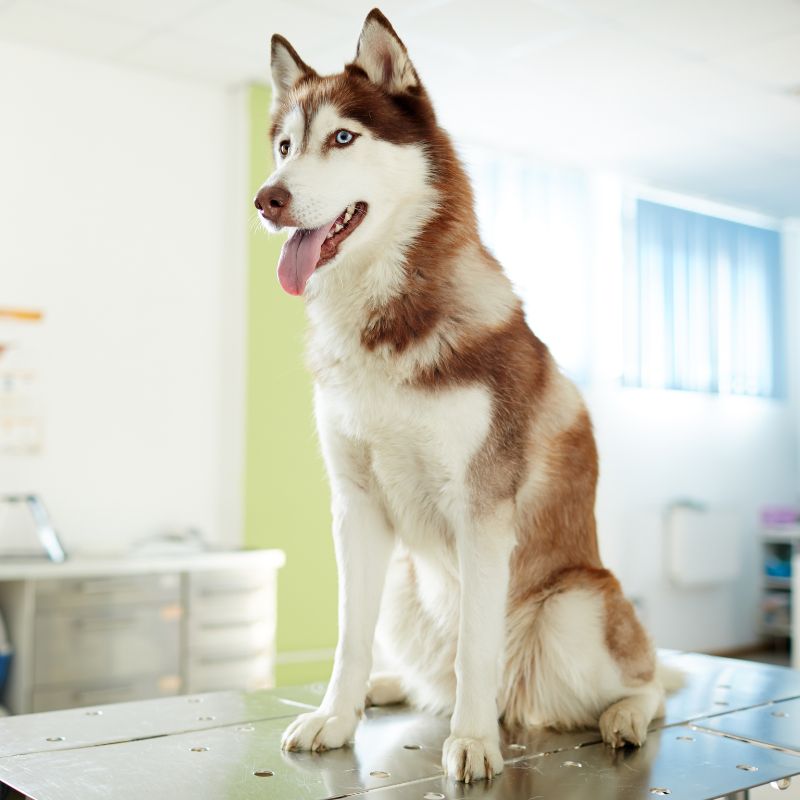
[335,129,354,145]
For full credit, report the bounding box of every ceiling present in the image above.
[2,0,800,216]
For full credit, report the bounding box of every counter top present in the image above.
[0,549,285,580]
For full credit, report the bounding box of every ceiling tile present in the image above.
[614,0,800,58]
[635,147,800,218]
[412,0,581,57]
[711,30,800,91]
[508,28,707,103]
[173,0,353,67]
[118,32,261,84]
[724,91,800,160]
[0,0,149,57]
[428,19,800,215]
[537,0,643,23]
[298,0,457,25]
[31,0,221,29]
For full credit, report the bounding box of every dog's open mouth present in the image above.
[277,202,368,296]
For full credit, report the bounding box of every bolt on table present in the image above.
[1,651,799,800]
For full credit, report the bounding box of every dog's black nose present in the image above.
[255,184,292,222]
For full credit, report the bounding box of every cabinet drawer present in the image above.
[32,674,182,712]
[187,653,273,693]
[35,574,180,611]
[189,569,273,596]
[190,585,274,626]
[34,606,180,685]
[188,618,274,657]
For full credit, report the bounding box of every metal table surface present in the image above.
[0,651,798,800]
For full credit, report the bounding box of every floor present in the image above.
[731,640,792,667]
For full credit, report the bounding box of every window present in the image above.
[466,149,592,382]
[624,200,783,398]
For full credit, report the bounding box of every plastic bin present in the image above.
[0,647,10,702]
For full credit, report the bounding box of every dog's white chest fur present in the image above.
[317,355,492,550]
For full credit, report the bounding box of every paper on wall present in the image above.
[0,308,45,455]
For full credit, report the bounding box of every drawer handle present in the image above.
[76,581,147,595]
[73,617,137,632]
[75,685,136,703]
[73,577,178,594]
[198,620,262,631]
[198,587,266,598]
[195,652,266,665]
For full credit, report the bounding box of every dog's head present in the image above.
[255,9,442,297]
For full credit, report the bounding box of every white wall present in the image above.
[0,43,247,553]
[591,387,797,652]
[785,220,800,468]
[585,184,799,652]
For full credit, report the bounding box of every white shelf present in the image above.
[759,534,795,664]
[764,576,792,590]
[760,622,792,637]
[760,525,800,544]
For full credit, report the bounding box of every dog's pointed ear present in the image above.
[271,34,315,108]
[352,8,419,93]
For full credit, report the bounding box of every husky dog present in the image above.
[255,8,667,783]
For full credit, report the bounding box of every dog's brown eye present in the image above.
[279,140,290,157]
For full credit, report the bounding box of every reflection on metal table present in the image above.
[0,651,799,800]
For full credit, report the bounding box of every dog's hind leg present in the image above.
[596,572,664,748]
[503,567,661,746]
[599,683,664,748]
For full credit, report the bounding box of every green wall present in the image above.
[244,84,337,685]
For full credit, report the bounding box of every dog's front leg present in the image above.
[442,503,515,782]
[281,476,394,752]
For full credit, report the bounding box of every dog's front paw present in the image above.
[599,701,648,748]
[281,710,359,753]
[442,735,504,783]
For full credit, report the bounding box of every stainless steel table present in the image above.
[1,651,799,799]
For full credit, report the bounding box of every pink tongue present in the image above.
[277,223,333,296]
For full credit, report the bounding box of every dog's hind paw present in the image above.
[281,710,358,753]
[442,735,504,783]
[599,701,649,748]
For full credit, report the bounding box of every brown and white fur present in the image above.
[256,9,666,783]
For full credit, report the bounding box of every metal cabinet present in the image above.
[32,675,182,712]
[184,569,278,693]
[0,551,285,714]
